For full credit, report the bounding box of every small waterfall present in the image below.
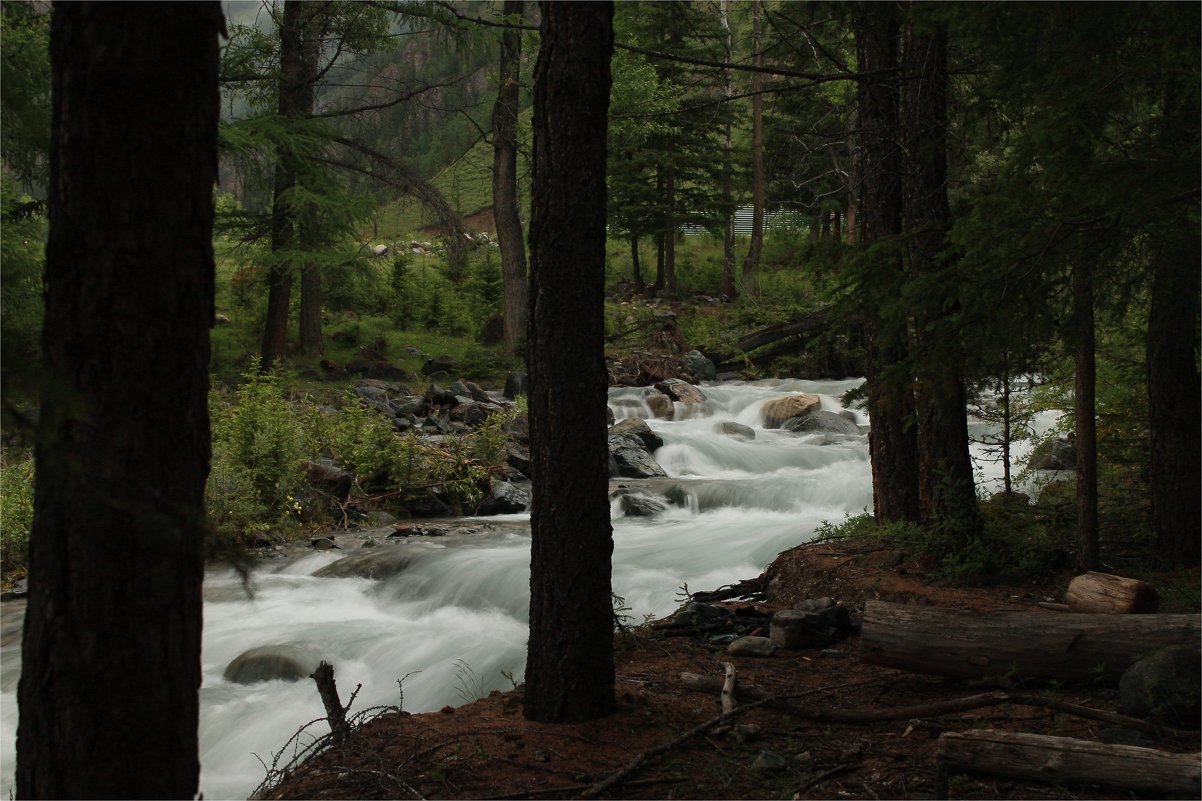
[0,377,893,800]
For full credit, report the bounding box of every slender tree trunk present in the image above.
[17,5,220,797]
[663,164,676,299]
[1147,81,1202,567]
[493,0,528,355]
[741,0,765,295]
[525,0,616,724]
[719,0,737,300]
[1073,261,1099,571]
[653,169,665,292]
[855,3,920,525]
[903,17,980,548]
[298,262,323,354]
[630,233,645,293]
[296,9,323,356]
[262,0,314,367]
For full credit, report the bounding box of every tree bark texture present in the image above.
[524,0,616,724]
[936,730,1200,799]
[629,234,645,293]
[262,0,317,367]
[492,0,528,355]
[854,4,920,525]
[17,5,221,798]
[740,0,765,294]
[859,600,1200,684]
[719,0,737,300]
[663,163,676,299]
[902,18,980,547]
[1072,262,1099,571]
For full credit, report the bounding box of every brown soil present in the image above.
[259,539,1199,801]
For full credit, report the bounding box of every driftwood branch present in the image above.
[720,662,736,715]
[311,661,351,744]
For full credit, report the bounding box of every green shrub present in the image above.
[0,452,34,574]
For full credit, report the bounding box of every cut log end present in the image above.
[1066,571,1160,614]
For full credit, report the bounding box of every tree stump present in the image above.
[1066,571,1160,613]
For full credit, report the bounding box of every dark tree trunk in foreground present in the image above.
[262,0,315,367]
[17,4,220,798]
[902,18,980,548]
[741,0,765,296]
[1147,76,1201,567]
[524,0,616,724]
[1072,261,1099,571]
[493,0,528,355]
[854,4,920,525]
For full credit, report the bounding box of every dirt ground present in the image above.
[258,539,1200,801]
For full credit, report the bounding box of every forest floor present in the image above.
[258,538,1199,801]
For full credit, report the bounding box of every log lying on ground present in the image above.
[859,600,1200,684]
[1066,571,1160,613]
[935,729,1200,799]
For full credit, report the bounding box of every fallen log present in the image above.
[707,308,832,368]
[1066,571,1159,613]
[859,600,1199,684]
[935,729,1200,799]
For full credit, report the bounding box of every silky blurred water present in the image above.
[0,377,1057,799]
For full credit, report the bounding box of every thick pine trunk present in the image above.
[524,0,616,724]
[492,0,528,355]
[902,20,980,547]
[936,730,1200,799]
[740,0,764,295]
[1072,262,1099,571]
[854,5,920,525]
[298,261,323,355]
[17,5,220,797]
[859,600,1200,684]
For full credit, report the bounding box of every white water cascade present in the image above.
[0,377,1059,800]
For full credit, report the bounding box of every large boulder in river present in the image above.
[655,378,706,405]
[762,394,821,429]
[682,350,717,382]
[608,433,668,478]
[223,645,321,684]
[312,545,414,579]
[645,391,675,420]
[476,480,530,515]
[783,410,859,436]
[714,421,755,441]
[1028,436,1076,471]
[611,417,664,451]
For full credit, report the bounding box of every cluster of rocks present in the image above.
[657,596,859,659]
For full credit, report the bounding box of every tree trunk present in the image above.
[17,5,220,797]
[296,3,324,358]
[854,5,920,525]
[936,730,1201,799]
[740,0,764,295]
[629,233,645,293]
[718,0,737,300]
[663,163,676,299]
[493,0,528,355]
[524,0,616,724]
[261,0,315,367]
[859,600,1200,684]
[902,19,980,548]
[1072,262,1099,571]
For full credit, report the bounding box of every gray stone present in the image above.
[476,480,530,515]
[312,546,414,579]
[728,636,778,657]
[751,750,788,772]
[608,433,668,478]
[223,645,320,685]
[783,409,859,436]
[1119,645,1201,725]
[645,392,675,420]
[795,597,835,612]
[682,350,717,382]
[611,417,664,450]
[655,378,707,404]
[390,395,428,417]
[618,492,668,517]
[770,605,854,649]
[420,354,456,376]
[672,601,731,626]
[1028,436,1076,471]
[714,421,755,441]
[761,393,821,429]
[366,511,398,527]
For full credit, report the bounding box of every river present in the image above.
[0,377,1057,799]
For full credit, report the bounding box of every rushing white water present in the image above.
[0,377,1056,800]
